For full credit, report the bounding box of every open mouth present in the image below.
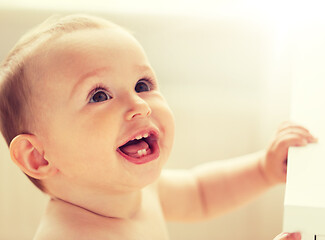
[117,130,160,164]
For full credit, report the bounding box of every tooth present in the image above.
[142,149,147,156]
[135,135,142,140]
[137,150,143,156]
[143,133,149,138]
[137,149,147,157]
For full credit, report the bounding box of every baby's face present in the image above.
[30,28,175,192]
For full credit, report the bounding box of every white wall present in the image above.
[0,5,296,240]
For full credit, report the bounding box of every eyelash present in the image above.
[88,84,111,102]
[138,77,156,90]
[87,77,157,103]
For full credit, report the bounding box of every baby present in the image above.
[0,14,315,240]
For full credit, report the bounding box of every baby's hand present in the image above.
[274,232,301,240]
[261,121,317,185]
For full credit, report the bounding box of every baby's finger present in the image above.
[273,232,301,240]
[277,128,317,143]
[277,122,311,134]
[275,133,310,150]
[277,121,302,131]
[277,122,316,138]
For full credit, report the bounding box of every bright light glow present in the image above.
[1,0,325,23]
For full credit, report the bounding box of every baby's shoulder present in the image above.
[33,200,115,240]
[33,223,81,240]
[32,213,91,240]
[33,211,118,240]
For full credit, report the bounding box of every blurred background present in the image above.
[0,0,324,239]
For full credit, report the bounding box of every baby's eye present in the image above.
[135,79,152,93]
[89,89,111,103]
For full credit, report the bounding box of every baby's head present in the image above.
[0,14,174,197]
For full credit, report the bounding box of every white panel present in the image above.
[283,19,325,239]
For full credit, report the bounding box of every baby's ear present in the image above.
[9,134,58,179]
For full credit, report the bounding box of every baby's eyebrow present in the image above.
[134,64,154,73]
[70,67,110,99]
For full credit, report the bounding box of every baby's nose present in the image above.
[125,95,151,120]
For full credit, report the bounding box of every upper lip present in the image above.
[117,126,159,149]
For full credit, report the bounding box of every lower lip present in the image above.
[117,141,160,165]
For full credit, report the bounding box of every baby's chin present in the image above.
[118,155,166,189]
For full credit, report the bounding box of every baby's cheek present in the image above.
[161,102,175,135]
[153,102,175,150]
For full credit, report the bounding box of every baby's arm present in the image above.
[158,122,317,221]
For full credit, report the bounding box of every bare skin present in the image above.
[273,232,301,240]
[34,185,169,240]
[8,26,317,240]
